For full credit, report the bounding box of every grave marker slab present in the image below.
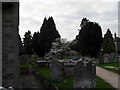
[74,58,96,88]
[50,60,62,81]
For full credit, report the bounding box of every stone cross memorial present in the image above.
[74,58,96,88]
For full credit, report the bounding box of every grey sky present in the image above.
[19,0,119,41]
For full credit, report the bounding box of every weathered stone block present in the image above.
[74,58,96,88]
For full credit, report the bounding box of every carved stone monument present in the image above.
[74,58,96,88]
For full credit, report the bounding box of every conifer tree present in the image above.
[102,29,116,54]
[23,30,32,55]
[78,18,103,58]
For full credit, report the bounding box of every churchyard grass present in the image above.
[19,64,31,69]
[51,76,73,88]
[96,76,114,88]
[96,62,119,67]
[37,68,50,81]
[96,62,120,74]
[19,64,31,74]
[35,66,114,88]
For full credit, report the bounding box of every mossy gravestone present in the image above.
[74,58,96,88]
[50,60,62,81]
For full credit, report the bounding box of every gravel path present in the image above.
[20,74,45,89]
[96,66,119,88]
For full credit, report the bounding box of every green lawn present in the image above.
[96,62,119,67]
[96,76,114,88]
[37,68,50,81]
[52,76,73,89]
[19,64,31,74]
[19,64,31,69]
[96,62,120,74]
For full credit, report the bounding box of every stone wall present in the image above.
[2,1,20,88]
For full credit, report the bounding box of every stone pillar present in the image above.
[74,58,96,88]
[1,1,20,88]
[0,1,2,86]
[50,60,62,81]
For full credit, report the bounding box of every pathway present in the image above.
[96,66,119,88]
[20,74,45,89]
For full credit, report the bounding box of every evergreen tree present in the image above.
[23,30,32,55]
[18,33,24,56]
[102,29,116,54]
[80,18,89,27]
[31,32,40,54]
[78,18,103,58]
[36,17,61,57]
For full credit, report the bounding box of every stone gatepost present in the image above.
[0,0,20,88]
[0,1,2,86]
[74,58,96,89]
[50,60,62,81]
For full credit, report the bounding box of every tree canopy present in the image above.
[71,18,103,58]
[102,29,116,54]
[31,17,61,57]
[23,30,32,55]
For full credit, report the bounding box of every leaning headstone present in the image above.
[74,58,96,88]
[50,60,62,81]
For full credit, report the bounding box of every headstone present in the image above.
[74,58,96,88]
[50,60,62,81]
[104,54,109,63]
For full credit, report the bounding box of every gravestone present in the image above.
[104,54,109,63]
[50,60,62,81]
[74,58,96,88]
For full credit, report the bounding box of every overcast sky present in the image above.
[19,0,119,41]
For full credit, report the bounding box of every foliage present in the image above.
[78,18,103,58]
[23,30,32,55]
[46,38,79,60]
[80,18,89,27]
[31,54,38,63]
[19,64,31,74]
[31,32,40,55]
[31,17,61,57]
[19,64,31,69]
[18,33,25,56]
[102,29,116,54]
[37,68,50,81]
